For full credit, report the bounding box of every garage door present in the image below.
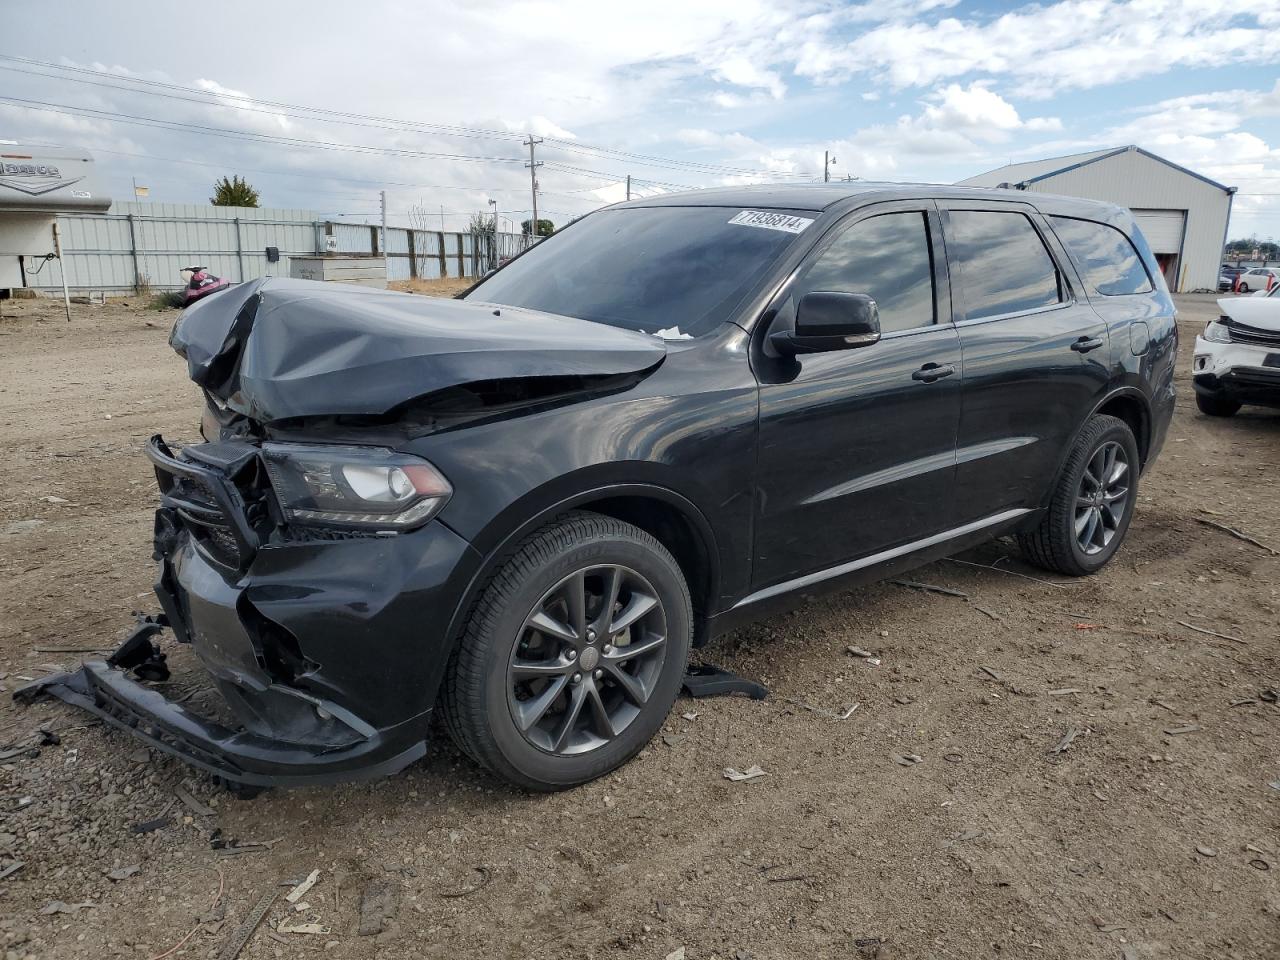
[1132,209,1185,254]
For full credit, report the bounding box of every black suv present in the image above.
[21,185,1177,791]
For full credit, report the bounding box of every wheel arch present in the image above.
[1033,386,1152,515]
[441,482,722,664]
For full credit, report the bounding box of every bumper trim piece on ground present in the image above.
[14,658,428,788]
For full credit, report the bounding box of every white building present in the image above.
[959,145,1235,293]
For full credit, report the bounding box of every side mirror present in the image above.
[770,292,882,355]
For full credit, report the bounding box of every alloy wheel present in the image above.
[506,565,668,756]
[1074,440,1130,556]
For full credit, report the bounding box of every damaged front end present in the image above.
[16,278,668,787]
[18,435,476,785]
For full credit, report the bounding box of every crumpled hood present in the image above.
[170,277,667,421]
[1218,294,1280,332]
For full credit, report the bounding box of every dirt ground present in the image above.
[0,290,1276,960]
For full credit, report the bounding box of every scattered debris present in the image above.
[944,556,1076,588]
[723,765,768,782]
[681,711,698,721]
[942,752,963,763]
[175,786,215,817]
[1228,698,1257,707]
[0,861,25,882]
[781,697,859,721]
[32,645,112,654]
[1048,688,1082,696]
[1176,620,1246,644]
[891,753,923,766]
[39,495,69,504]
[1258,689,1277,704]
[1194,516,1279,556]
[439,866,492,899]
[1196,845,1218,857]
[978,665,1001,681]
[105,865,140,881]
[970,603,1004,622]
[665,948,686,960]
[1149,699,1176,713]
[1164,724,1201,736]
[1049,727,1083,755]
[41,900,97,915]
[286,869,321,904]
[846,645,875,658]
[682,664,768,700]
[131,817,170,835]
[277,920,330,935]
[889,578,969,598]
[217,884,272,960]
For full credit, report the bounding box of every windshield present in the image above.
[465,206,814,337]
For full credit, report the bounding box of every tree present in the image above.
[210,175,260,207]
[521,218,555,237]
[469,212,498,270]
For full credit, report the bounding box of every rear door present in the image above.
[939,202,1110,523]
[751,202,962,589]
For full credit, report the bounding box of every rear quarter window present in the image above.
[1049,216,1153,296]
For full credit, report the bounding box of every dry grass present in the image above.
[390,276,474,298]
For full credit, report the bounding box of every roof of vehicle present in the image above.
[615,181,1130,221]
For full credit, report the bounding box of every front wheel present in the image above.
[441,512,692,790]
[1018,414,1139,576]
[1196,393,1241,417]
[1238,282,1250,293]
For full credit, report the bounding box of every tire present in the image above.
[1238,282,1250,293]
[1196,393,1241,417]
[1018,414,1140,576]
[441,511,692,791]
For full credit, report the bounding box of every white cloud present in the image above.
[796,3,1280,97]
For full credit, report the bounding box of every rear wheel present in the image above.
[441,512,692,790]
[1196,393,1241,417]
[1018,415,1139,576]
[1238,282,1250,293]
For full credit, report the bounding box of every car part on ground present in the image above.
[1192,290,1280,416]
[15,183,1177,791]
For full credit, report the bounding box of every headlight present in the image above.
[1203,320,1232,343]
[261,443,451,531]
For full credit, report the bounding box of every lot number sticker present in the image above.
[728,210,815,234]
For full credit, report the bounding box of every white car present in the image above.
[1193,285,1280,416]
[1232,267,1279,294]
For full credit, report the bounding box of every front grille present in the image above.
[1227,320,1280,348]
[163,464,245,568]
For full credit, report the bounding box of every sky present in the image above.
[3,0,1279,238]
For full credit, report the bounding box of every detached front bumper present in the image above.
[17,436,482,787]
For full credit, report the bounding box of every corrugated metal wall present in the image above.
[25,201,518,294]
[1035,149,1231,292]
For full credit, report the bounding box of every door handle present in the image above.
[912,362,955,383]
[1071,336,1105,353]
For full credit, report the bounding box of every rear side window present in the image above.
[1049,216,1152,296]
[948,210,1062,320]
[794,211,935,334]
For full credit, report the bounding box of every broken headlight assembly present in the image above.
[1203,319,1232,343]
[261,443,452,531]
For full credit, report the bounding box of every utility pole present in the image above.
[488,198,499,270]
[824,151,835,183]
[626,174,631,201]
[379,190,388,258]
[524,136,543,246]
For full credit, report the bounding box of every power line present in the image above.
[0,55,816,180]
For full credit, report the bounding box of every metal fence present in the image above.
[28,201,525,294]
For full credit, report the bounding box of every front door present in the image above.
[751,204,962,591]
[939,203,1111,523]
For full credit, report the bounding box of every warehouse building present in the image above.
[959,145,1235,292]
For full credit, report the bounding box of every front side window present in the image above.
[792,211,935,334]
[1049,216,1152,296]
[948,210,1063,321]
[465,206,810,337]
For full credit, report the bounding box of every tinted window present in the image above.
[1050,216,1152,296]
[794,212,935,334]
[466,206,809,337]
[949,211,1062,320]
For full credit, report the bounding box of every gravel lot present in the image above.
[0,290,1276,960]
